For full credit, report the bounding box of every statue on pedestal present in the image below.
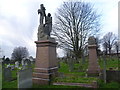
[37,4,52,40]
[88,36,96,45]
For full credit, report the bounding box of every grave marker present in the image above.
[87,36,100,76]
[3,67,12,81]
[0,61,2,90]
[15,61,19,68]
[18,69,32,88]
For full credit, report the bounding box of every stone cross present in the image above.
[38,4,46,25]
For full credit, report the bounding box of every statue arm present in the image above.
[38,9,42,14]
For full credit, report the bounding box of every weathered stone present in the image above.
[88,36,96,45]
[0,61,2,90]
[33,40,58,85]
[37,4,52,40]
[87,36,100,76]
[15,61,19,68]
[3,68,12,81]
[18,69,32,88]
[11,65,15,70]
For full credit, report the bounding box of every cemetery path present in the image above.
[53,82,97,88]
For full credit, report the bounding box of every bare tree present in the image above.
[102,32,117,55]
[11,46,29,63]
[114,41,119,55]
[52,1,100,61]
[102,42,108,55]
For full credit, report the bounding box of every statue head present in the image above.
[40,4,44,8]
[48,13,51,17]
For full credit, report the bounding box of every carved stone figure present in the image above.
[88,36,96,45]
[44,13,52,36]
[38,4,46,25]
[38,24,50,40]
[37,4,52,40]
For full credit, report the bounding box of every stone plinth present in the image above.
[87,45,100,76]
[33,39,58,85]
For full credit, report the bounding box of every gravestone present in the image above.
[87,36,100,76]
[0,61,2,90]
[25,61,28,66]
[21,59,25,66]
[27,60,31,68]
[7,64,11,68]
[15,61,19,68]
[11,65,15,70]
[3,67,12,81]
[22,65,27,70]
[18,69,32,88]
[33,4,58,85]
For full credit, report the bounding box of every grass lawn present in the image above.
[2,57,119,88]
[99,57,119,70]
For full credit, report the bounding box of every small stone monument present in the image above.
[15,61,19,68]
[18,69,32,88]
[3,67,12,81]
[33,4,58,85]
[87,36,100,76]
[6,64,11,68]
[11,65,15,70]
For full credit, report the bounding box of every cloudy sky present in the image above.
[0,0,119,58]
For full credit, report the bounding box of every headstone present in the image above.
[103,53,106,83]
[11,65,15,70]
[18,69,32,88]
[22,65,27,70]
[3,67,12,81]
[87,36,100,76]
[27,60,31,68]
[24,60,28,66]
[21,59,25,66]
[0,61,2,89]
[18,67,22,70]
[15,61,19,68]
[7,64,11,68]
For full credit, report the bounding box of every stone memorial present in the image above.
[33,4,58,85]
[18,69,32,88]
[3,67,12,81]
[0,61,2,90]
[11,65,15,70]
[15,61,19,68]
[27,60,31,68]
[7,64,11,68]
[87,36,100,76]
[21,58,25,66]
[22,65,27,70]
[25,61,28,66]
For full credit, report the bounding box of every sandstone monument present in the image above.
[33,4,58,85]
[87,36,100,76]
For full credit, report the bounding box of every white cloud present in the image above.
[0,0,119,58]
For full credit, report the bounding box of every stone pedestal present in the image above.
[87,45,100,76]
[33,39,58,85]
